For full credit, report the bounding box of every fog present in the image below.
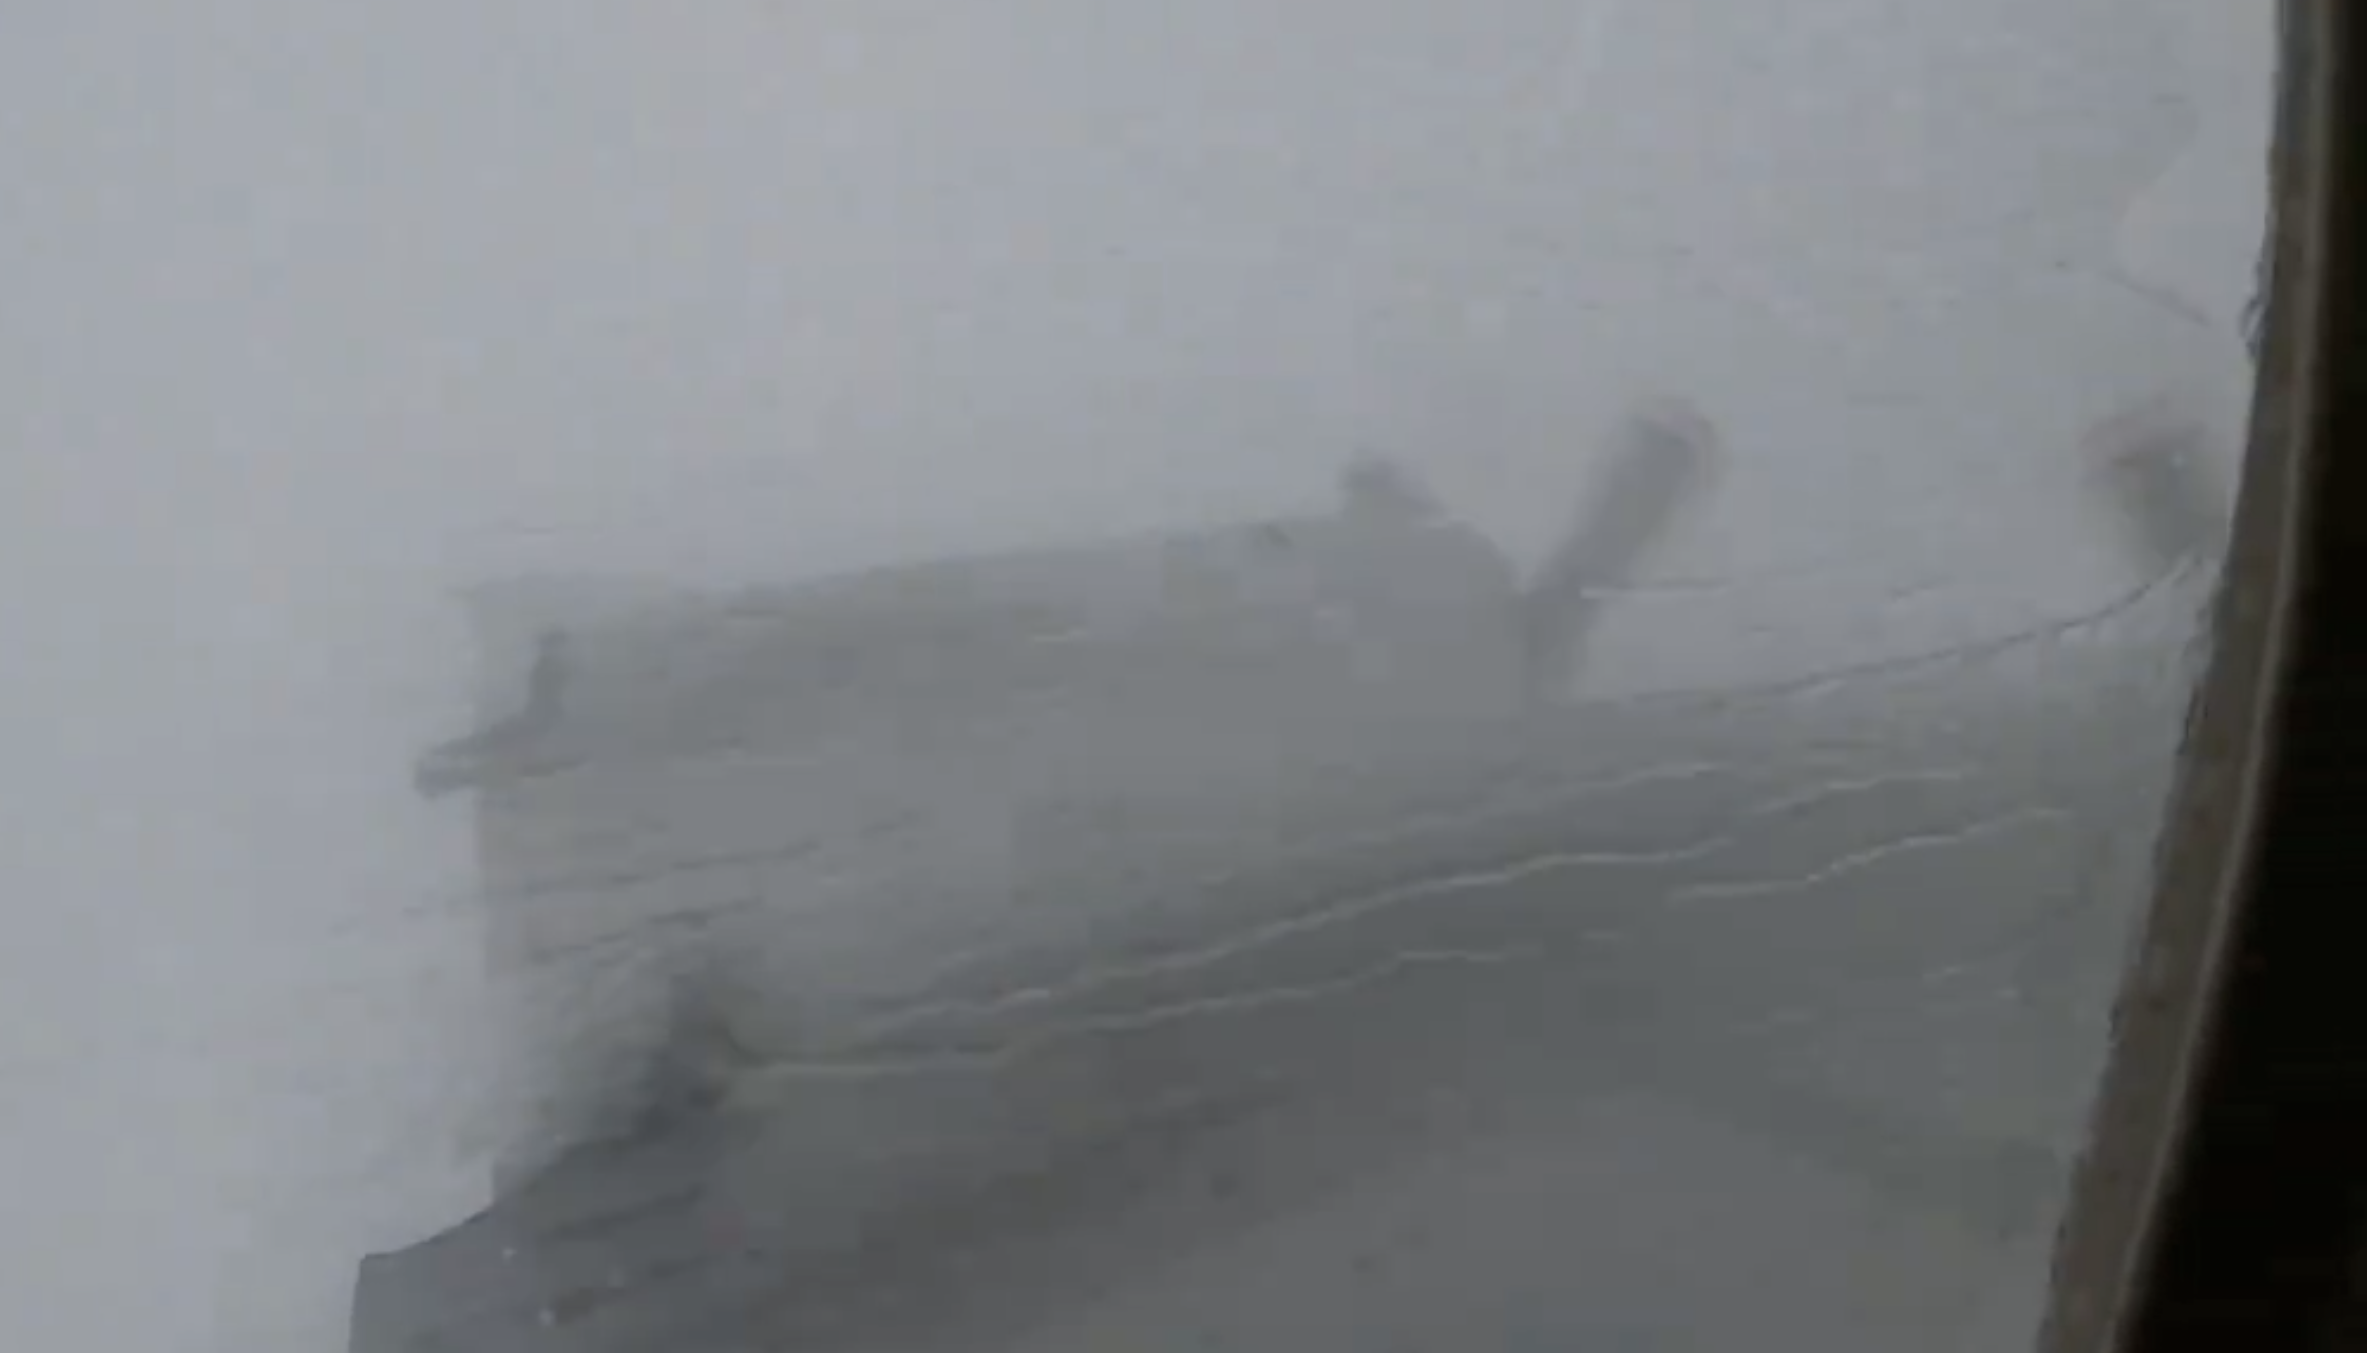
[0,0,2269,1348]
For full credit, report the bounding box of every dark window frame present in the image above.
[2041,3,2367,1348]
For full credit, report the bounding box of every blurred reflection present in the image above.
[0,1,2268,1351]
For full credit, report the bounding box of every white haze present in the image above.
[0,0,2272,1348]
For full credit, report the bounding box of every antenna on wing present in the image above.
[2081,397,2230,584]
[412,627,576,798]
[1516,398,1723,702]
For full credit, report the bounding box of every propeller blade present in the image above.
[2082,397,2228,581]
[1519,398,1722,699]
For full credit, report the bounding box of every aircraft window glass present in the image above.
[0,2,2272,1349]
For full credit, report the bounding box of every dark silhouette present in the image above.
[350,396,2242,1352]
